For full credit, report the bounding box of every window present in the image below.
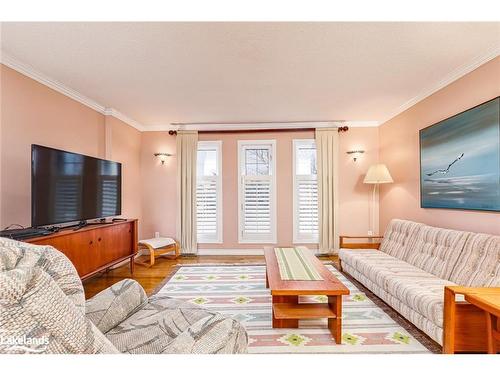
[196,141,222,243]
[293,139,318,243]
[238,140,277,243]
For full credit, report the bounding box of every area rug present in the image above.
[156,264,432,353]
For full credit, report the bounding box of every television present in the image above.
[31,145,122,227]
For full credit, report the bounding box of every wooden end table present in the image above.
[464,293,500,354]
[264,246,350,343]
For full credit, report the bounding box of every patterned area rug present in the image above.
[156,264,432,353]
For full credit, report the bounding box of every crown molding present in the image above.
[0,51,145,131]
[103,108,145,131]
[139,124,180,132]
[379,46,500,126]
[1,52,105,113]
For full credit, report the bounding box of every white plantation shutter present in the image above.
[238,141,276,243]
[242,177,272,235]
[296,177,318,240]
[196,178,218,238]
[293,139,319,243]
[196,141,222,243]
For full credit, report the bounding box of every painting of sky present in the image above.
[420,97,500,211]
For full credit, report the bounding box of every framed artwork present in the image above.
[420,96,500,212]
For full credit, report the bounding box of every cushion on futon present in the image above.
[378,219,424,259]
[449,233,500,287]
[402,225,470,280]
[339,248,455,327]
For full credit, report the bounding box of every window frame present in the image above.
[196,140,223,244]
[237,139,277,244]
[293,139,319,244]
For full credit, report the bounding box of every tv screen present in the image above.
[31,145,122,227]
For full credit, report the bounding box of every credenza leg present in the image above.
[130,257,135,275]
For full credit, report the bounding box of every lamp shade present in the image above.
[363,164,394,184]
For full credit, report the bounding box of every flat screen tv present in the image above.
[31,145,122,227]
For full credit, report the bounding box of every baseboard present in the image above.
[113,247,325,262]
[197,248,323,256]
[197,248,264,256]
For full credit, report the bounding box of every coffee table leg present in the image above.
[328,295,342,344]
[485,312,498,354]
[272,295,299,329]
[265,271,269,288]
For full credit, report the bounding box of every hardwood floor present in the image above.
[83,254,338,299]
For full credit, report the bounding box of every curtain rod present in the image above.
[167,125,349,136]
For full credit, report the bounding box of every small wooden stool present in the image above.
[135,237,180,267]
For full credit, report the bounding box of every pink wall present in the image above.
[139,128,380,247]
[379,56,500,235]
[338,127,381,236]
[106,116,143,230]
[140,131,177,240]
[0,65,142,229]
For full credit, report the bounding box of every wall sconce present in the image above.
[154,152,172,165]
[346,150,365,162]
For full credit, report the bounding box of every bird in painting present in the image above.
[426,153,465,176]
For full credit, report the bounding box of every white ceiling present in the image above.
[1,22,499,130]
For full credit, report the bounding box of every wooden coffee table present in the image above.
[264,246,350,343]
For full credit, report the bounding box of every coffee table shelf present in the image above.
[273,303,337,319]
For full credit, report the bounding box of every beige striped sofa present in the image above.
[339,219,499,349]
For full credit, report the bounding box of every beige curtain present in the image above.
[176,130,198,254]
[315,128,339,254]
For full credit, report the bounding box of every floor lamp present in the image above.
[363,164,393,235]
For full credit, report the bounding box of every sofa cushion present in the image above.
[339,248,456,328]
[105,294,248,354]
[86,279,148,333]
[381,272,455,328]
[449,233,500,286]
[342,262,444,344]
[403,225,469,280]
[379,219,424,259]
[340,249,429,287]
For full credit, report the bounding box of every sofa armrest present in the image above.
[339,235,383,250]
[86,279,148,333]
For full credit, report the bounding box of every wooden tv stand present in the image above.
[26,219,138,281]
